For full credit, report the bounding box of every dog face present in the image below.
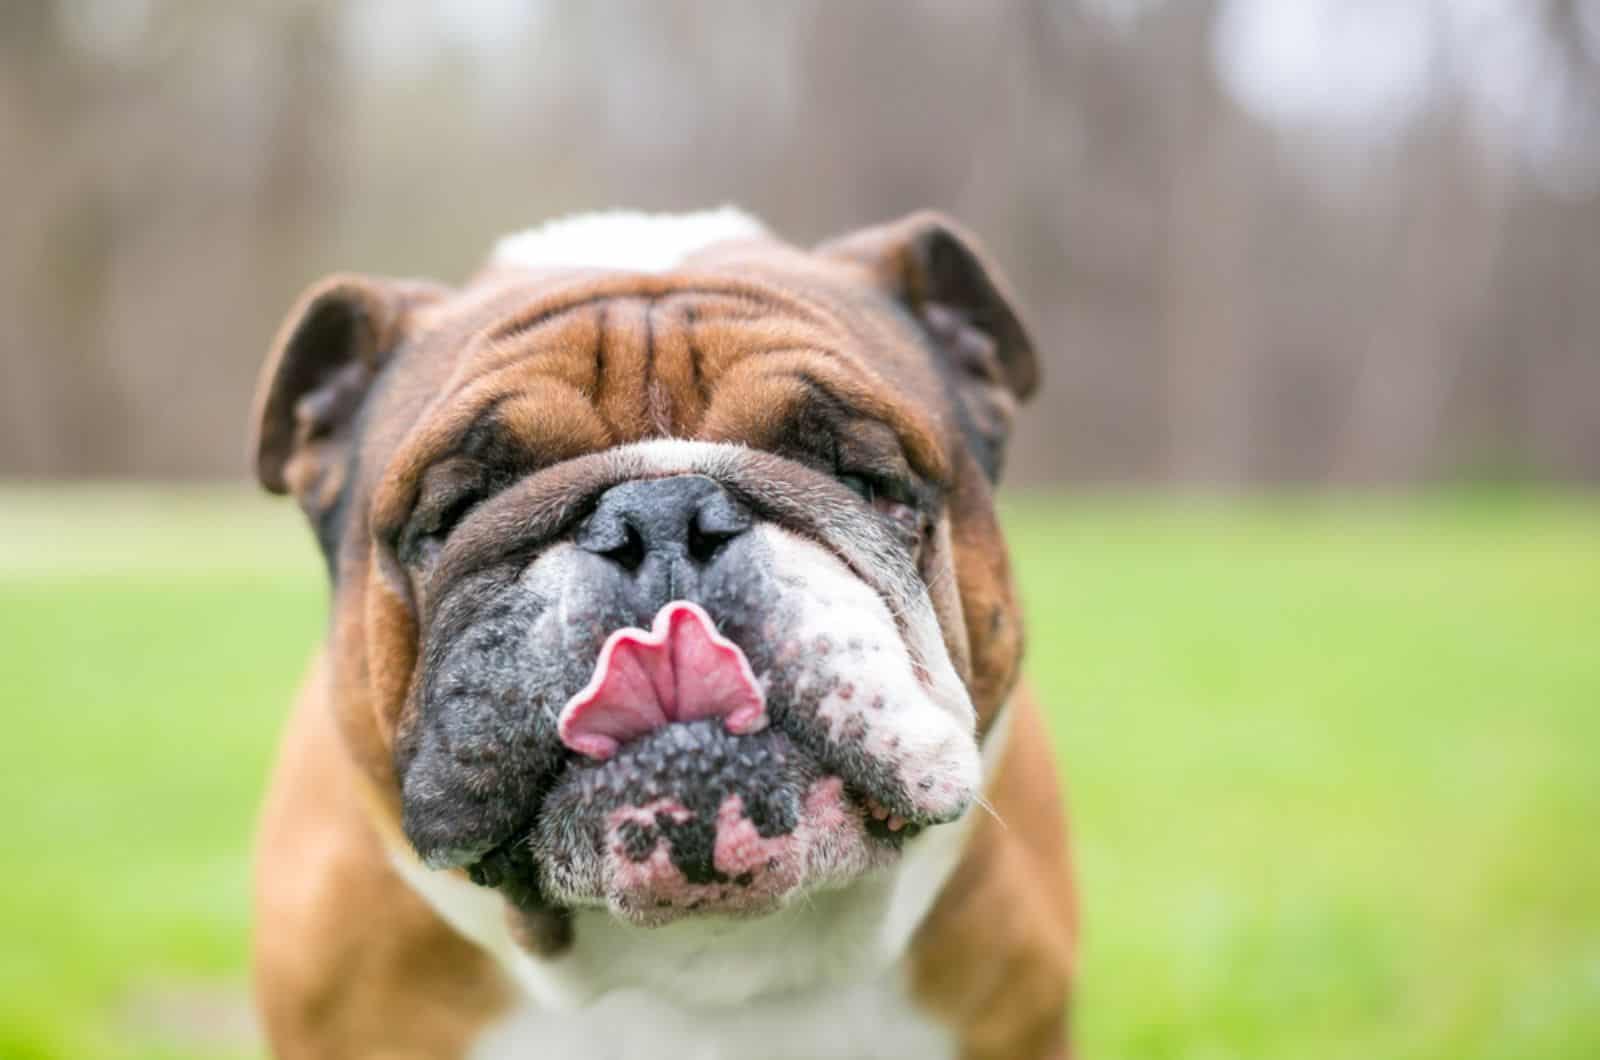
[251,212,1036,937]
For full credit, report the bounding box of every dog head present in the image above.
[251,210,1036,937]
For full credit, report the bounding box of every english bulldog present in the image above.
[250,208,1077,1059]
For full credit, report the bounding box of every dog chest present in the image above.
[467,973,956,1060]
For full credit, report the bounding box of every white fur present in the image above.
[468,974,950,1060]
[491,207,768,274]
[750,523,980,822]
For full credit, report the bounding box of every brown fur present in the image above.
[911,691,1078,1060]
[251,214,1077,1057]
[254,655,511,1057]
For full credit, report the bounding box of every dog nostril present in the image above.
[601,522,647,572]
[687,519,737,565]
[582,476,750,571]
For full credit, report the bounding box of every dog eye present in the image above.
[837,473,875,502]
[875,493,924,549]
[836,469,926,550]
[423,490,482,539]
[400,486,484,566]
[837,468,915,509]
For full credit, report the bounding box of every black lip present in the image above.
[863,810,924,843]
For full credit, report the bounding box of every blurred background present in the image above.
[5,0,1600,486]
[1,2,1596,1059]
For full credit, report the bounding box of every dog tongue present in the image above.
[557,601,767,761]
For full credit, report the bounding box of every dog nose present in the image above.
[577,475,751,572]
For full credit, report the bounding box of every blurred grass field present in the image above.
[1,485,1597,1060]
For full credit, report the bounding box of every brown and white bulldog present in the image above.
[249,208,1076,1059]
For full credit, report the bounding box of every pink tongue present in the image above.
[557,601,767,761]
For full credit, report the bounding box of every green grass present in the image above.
[2,485,1597,1059]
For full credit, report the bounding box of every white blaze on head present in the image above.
[491,207,769,274]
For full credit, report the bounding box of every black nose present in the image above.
[576,475,752,574]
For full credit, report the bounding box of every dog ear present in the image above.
[818,211,1038,481]
[250,274,441,553]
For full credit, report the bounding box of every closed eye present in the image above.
[832,466,928,556]
[400,489,482,567]
[837,472,876,502]
[420,488,483,540]
[398,459,503,567]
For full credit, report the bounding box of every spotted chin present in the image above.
[463,720,911,924]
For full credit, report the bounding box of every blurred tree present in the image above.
[0,0,1595,485]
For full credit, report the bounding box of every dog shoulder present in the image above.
[253,658,513,1058]
[909,690,1079,1060]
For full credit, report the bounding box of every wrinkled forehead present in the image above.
[361,260,955,512]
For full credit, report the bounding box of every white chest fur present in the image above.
[468,972,951,1060]
[386,706,1013,1060]
[390,814,968,1059]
